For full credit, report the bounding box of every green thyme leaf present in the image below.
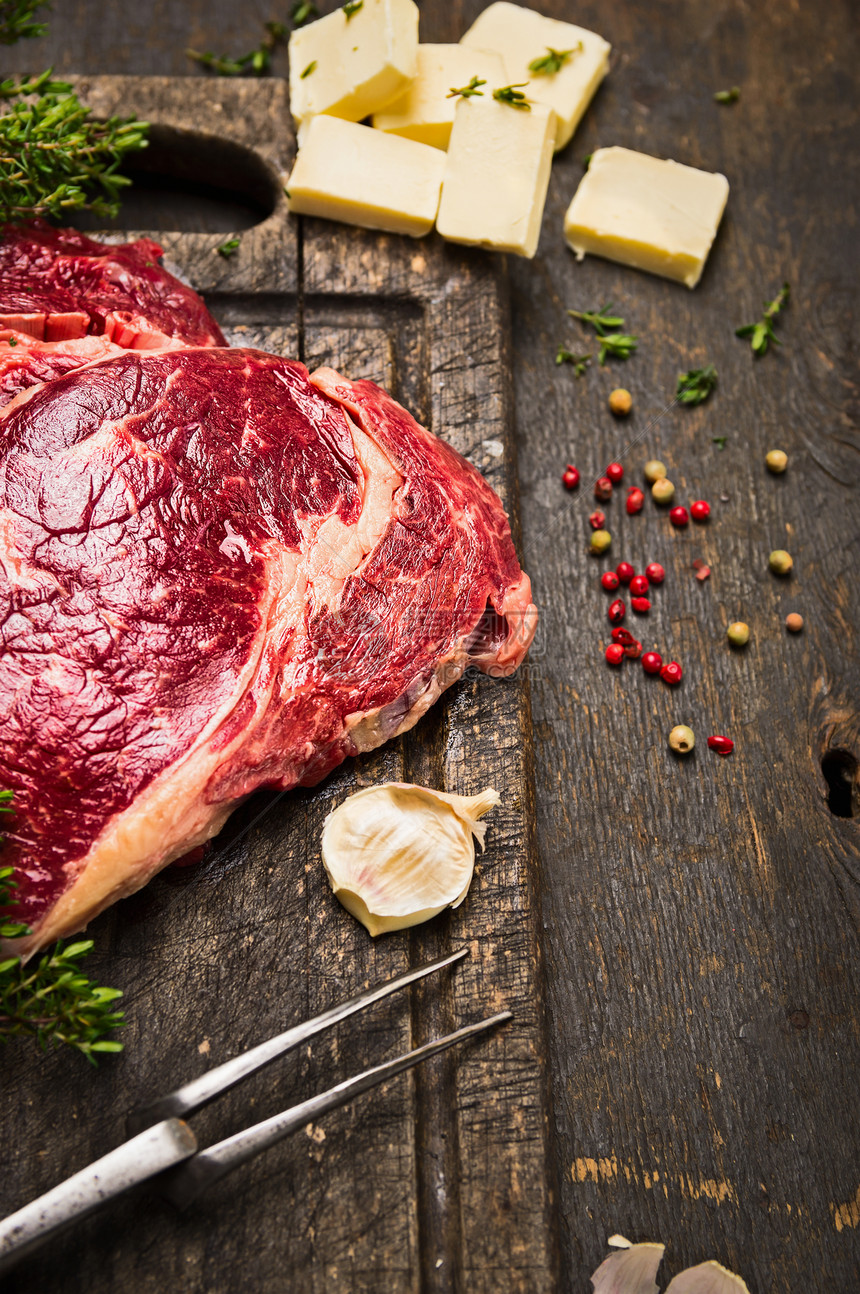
[300,60,317,79]
[290,0,318,24]
[676,362,718,405]
[492,83,531,110]
[447,75,486,99]
[735,282,790,356]
[527,44,581,76]
[714,86,740,104]
[555,346,591,376]
[582,152,592,170]
[712,436,727,449]
[343,0,363,19]
[217,236,241,258]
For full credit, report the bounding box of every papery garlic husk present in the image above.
[321,783,500,937]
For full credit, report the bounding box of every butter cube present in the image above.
[289,0,418,128]
[371,44,506,150]
[563,146,730,289]
[285,115,445,237]
[460,1,609,151]
[436,94,556,259]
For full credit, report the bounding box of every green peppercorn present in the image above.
[651,477,675,505]
[644,459,667,484]
[769,549,793,576]
[669,724,695,754]
[766,449,788,474]
[609,388,632,417]
[590,528,612,554]
[727,621,750,647]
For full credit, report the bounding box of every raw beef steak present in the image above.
[0,347,536,953]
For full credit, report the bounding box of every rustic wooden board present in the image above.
[0,76,558,1291]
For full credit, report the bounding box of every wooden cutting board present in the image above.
[0,77,559,1292]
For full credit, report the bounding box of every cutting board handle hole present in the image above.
[69,124,279,234]
[820,747,858,818]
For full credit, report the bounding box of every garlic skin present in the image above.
[321,783,500,936]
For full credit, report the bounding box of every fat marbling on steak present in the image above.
[0,346,537,954]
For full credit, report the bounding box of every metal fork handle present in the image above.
[128,947,468,1134]
[162,1011,512,1211]
[0,1119,197,1277]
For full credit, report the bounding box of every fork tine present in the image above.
[127,947,468,1134]
[161,1010,512,1211]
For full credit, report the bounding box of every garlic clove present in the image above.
[321,783,500,937]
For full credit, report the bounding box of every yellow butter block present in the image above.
[460,1,609,151]
[563,146,730,288]
[371,44,506,150]
[436,94,556,259]
[289,0,418,127]
[286,115,445,238]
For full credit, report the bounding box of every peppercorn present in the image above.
[606,462,624,483]
[623,640,642,659]
[626,487,645,515]
[669,506,689,528]
[727,621,749,647]
[609,389,632,417]
[589,510,606,530]
[769,549,793,576]
[651,478,675,505]
[629,574,649,596]
[642,651,663,674]
[644,460,667,484]
[645,562,665,585]
[608,598,626,624]
[616,561,635,585]
[785,612,804,633]
[690,500,711,522]
[562,465,580,490]
[594,476,613,501]
[611,627,636,644]
[631,596,651,613]
[601,571,620,592]
[590,529,612,554]
[660,661,683,685]
[605,643,625,666]
[669,724,695,754]
[766,450,788,474]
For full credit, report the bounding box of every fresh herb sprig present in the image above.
[290,0,318,24]
[187,20,287,77]
[556,346,591,376]
[493,83,531,110]
[0,794,125,1062]
[342,0,363,18]
[714,86,740,104]
[0,71,149,224]
[447,76,486,100]
[676,363,718,405]
[528,44,581,76]
[568,303,638,365]
[735,282,790,356]
[0,0,50,44]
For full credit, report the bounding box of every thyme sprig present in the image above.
[0,793,125,1062]
[735,282,790,356]
[493,83,531,110]
[556,346,591,377]
[528,44,581,76]
[0,0,50,44]
[447,76,486,100]
[0,70,149,223]
[568,303,638,365]
[187,20,287,76]
[676,363,718,405]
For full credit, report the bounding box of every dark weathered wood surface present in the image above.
[2,2,860,1291]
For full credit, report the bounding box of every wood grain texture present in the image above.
[1,2,859,1290]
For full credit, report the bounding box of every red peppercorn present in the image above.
[601,571,620,592]
[611,627,636,644]
[605,643,625,666]
[594,476,613,501]
[608,599,626,625]
[629,574,649,596]
[606,462,624,484]
[690,499,711,522]
[631,596,651,613]
[642,651,663,674]
[616,561,635,585]
[562,465,580,490]
[589,510,606,530]
[707,735,734,755]
[626,487,645,515]
[623,640,642,659]
[645,562,665,584]
[660,661,683,685]
[669,506,689,528]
